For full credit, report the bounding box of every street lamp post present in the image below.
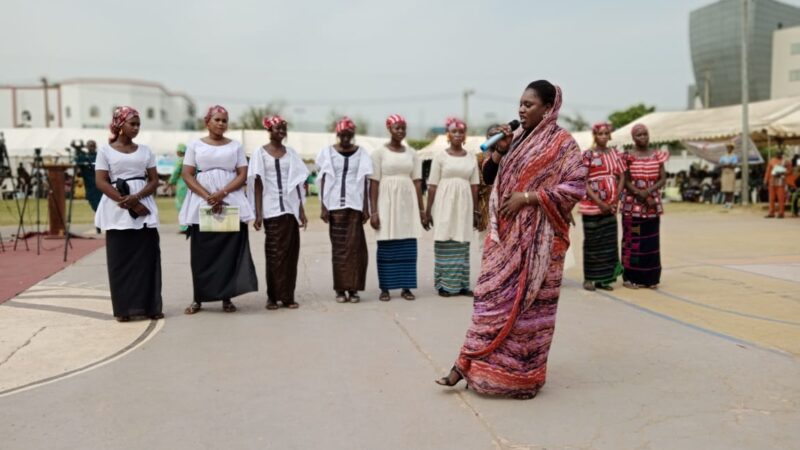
[41,76,50,128]
[462,89,475,128]
[740,0,750,205]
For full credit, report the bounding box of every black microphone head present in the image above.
[508,120,520,131]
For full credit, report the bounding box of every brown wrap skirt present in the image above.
[328,208,368,291]
[264,214,301,304]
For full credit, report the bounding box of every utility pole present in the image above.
[462,89,475,127]
[41,76,50,128]
[703,69,711,108]
[741,0,750,205]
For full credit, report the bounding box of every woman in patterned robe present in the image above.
[436,80,586,399]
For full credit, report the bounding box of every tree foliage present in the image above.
[608,103,655,130]
[561,113,589,132]
[407,139,432,150]
[235,102,286,129]
[325,110,369,135]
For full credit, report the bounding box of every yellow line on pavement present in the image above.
[609,265,800,357]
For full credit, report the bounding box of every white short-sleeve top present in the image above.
[315,146,373,212]
[427,151,479,242]
[248,146,309,223]
[369,144,423,240]
[94,144,159,230]
[178,139,255,225]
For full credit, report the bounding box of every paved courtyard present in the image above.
[1,206,798,449]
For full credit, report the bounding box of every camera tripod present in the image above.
[13,148,46,254]
[0,132,14,252]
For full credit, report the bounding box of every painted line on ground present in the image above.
[709,262,800,286]
[0,319,163,398]
[590,290,797,360]
[13,294,111,302]
[650,289,800,327]
[3,301,112,321]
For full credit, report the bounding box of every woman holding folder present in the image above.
[179,105,258,314]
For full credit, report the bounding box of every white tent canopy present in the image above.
[609,95,800,146]
[765,108,800,138]
[571,130,593,150]
[683,135,764,166]
[0,128,396,162]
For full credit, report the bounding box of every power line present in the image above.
[194,92,463,107]
[473,93,617,111]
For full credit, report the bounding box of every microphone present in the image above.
[480,120,520,151]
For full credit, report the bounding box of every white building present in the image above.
[0,78,196,130]
[771,26,800,99]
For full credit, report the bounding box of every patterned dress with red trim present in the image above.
[578,148,625,215]
[620,150,668,287]
[621,150,669,218]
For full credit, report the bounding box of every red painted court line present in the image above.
[0,237,106,304]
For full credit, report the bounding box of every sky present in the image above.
[0,0,767,137]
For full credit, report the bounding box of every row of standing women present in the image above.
[95,80,665,400]
[94,105,487,321]
[579,122,668,291]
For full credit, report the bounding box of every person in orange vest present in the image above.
[764,149,792,219]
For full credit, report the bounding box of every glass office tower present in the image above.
[690,0,800,107]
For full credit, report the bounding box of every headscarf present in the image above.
[445,116,467,131]
[631,123,648,137]
[463,84,586,360]
[591,122,612,134]
[262,115,287,131]
[176,143,186,155]
[335,116,356,134]
[108,106,139,143]
[204,105,228,124]
[386,114,406,128]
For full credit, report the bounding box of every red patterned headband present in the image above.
[335,117,356,134]
[445,116,466,131]
[262,115,287,131]
[204,105,228,123]
[592,122,613,134]
[108,106,139,143]
[386,114,406,128]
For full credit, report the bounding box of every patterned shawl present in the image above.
[465,85,586,359]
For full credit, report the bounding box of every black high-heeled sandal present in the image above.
[222,299,237,313]
[184,302,202,315]
[435,366,464,387]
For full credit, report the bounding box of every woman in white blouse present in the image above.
[94,106,163,322]
[180,105,258,314]
[249,115,308,310]
[424,117,480,297]
[369,114,429,302]
[316,117,373,303]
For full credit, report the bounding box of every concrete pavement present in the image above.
[0,208,798,449]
